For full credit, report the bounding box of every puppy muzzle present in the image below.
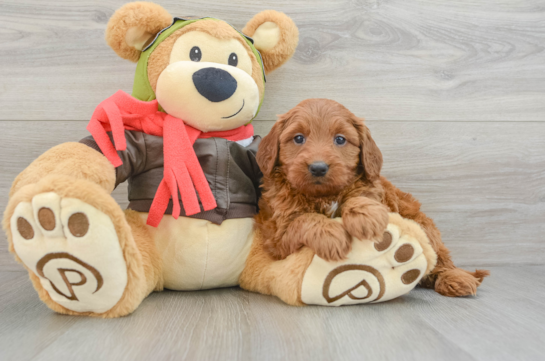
[309,162,329,177]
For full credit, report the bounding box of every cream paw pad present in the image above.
[301,213,437,306]
[10,192,128,313]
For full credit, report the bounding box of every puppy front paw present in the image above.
[342,199,389,241]
[307,222,352,262]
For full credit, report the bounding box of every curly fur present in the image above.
[256,99,489,296]
[256,99,388,262]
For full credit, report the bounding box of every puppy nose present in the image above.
[192,67,237,102]
[309,162,329,177]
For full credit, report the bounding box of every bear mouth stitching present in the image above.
[222,100,245,119]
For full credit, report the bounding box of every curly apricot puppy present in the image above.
[256,98,388,261]
[256,99,489,297]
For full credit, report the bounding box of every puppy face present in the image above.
[278,104,361,196]
[258,99,383,197]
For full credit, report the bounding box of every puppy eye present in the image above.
[334,135,347,146]
[190,46,202,62]
[228,53,238,67]
[293,134,306,145]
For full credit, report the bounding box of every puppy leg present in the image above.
[415,217,489,297]
[276,213,352,262]
[341,197,389,241]
[381,177,489,296]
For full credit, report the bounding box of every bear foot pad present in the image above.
[301,222,428,306]
[10,192,127,313]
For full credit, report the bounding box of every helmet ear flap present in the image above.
[106,2,172,62]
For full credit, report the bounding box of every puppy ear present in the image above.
[243,10,299,74]
[105,2,172,62]
[257,114,289,175]
[354,118,383,182]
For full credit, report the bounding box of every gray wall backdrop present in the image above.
[1,0,544,270]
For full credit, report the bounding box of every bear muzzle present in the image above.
[192,67,238,103]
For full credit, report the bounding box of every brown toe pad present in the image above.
[68,213,89,237]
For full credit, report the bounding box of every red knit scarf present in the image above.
[87,90,254,227]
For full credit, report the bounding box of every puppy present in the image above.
[256,98,388,262]
[256,99,490,296]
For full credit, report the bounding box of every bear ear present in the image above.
[105,2,172,62]
[243,10,299,74]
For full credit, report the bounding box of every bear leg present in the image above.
[240,213,437,306]
[3,175,161,317]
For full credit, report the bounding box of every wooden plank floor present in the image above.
[0,266,543,361]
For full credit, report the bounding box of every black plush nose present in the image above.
[309,162,329,177]
[192,67,237,102]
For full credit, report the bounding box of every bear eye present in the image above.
[334,135,347,146]
[294,134,306,145]
[228,53,238,67]
[190,46,202,62]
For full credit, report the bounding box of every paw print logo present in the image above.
[10,193,128,313]
[36,253,104,301]
[308,230,426,306]
[322,264,386,303]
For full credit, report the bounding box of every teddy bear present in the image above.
[3,2,437,317]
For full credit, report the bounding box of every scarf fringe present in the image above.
[88,91,253,227]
